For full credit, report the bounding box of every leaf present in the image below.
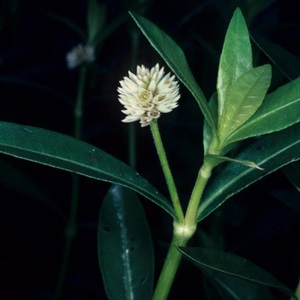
[47,12,86,40]
[0,121,175,217]
[218,65,271,141]
[129,11,216,129]
[217,8,253,121]
[203,268,276,300]
[251,33,300,80]
[203,93,218,154]
[197,123,300,222]
[227,77,300,144]
[196,230,275,300]
[87,0,106,45]
[178,247,296,299]
[98,185,153,300]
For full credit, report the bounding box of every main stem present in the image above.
[53,66,87,300]
[152,229,191,300]
[152,154,214,300]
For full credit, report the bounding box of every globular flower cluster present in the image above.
[66,44,95,69]
[118,64,180,127]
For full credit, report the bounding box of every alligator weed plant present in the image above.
[107,8,300,300]
[0,5,299,300]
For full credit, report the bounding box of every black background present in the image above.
[0,0,299,299]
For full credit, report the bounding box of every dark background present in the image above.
[0,0,299,299]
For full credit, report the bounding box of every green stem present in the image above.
[53,65,87,300]
[150,120,184,223]
[152,230,190,300]
[185,160,213,227]
[152,158,214,300]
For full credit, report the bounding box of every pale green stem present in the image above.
[150,120,184,222]
[53,65,87,300]
[152,229,191,300]
[185,160,213,227]
[152,158,214,300]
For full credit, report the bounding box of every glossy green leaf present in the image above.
[197,123,300,222]
[98,185,153,300]
[227,77,300,144]
[217,8,253,121]
[0,121,174,217]
[219,65,271,141]
[129,11,216,129]
[178,247,296,299]
[203,268,276,300]
[251,33,300,80]
[203,93,218,154]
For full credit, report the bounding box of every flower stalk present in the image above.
[152,229,191,300]
[150,120,184,222]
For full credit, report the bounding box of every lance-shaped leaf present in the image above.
[227,77,300,144]
[196,230,275,300]
[98,185,153,300]
[178,247,297,299]
[203,269,276,300]
[218,64,271,142]
[0,121,175,217]
[129,11,216,129]
[197,123,300,222]
[203,93,218,154]
[217,8,253,120]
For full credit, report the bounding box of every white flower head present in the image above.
[66,44,95,69]
[118,64,180,127]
